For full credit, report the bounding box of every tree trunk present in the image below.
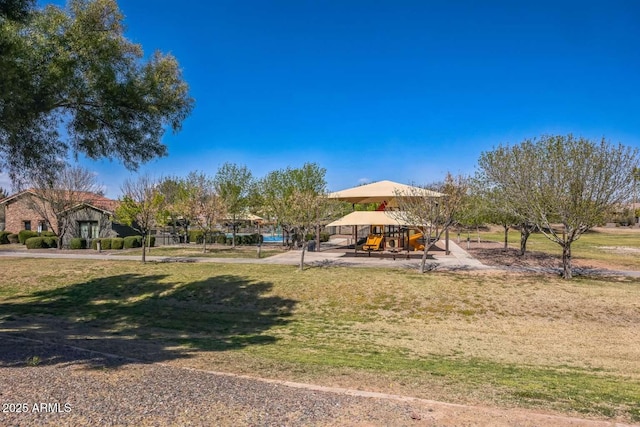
[299,241,306,271]
[519,225,531,256]
[202,232,207,253]
[256,223,262,259]
[142,232,147,263]
[316,224,321,252]
[232,223,237,248]
[419,245,428,273]
[503,225,509,251]
[562,243,572,279]
[476,225,480,243]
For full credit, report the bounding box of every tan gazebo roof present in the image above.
[326,210,413,227]
[328,180,443,204]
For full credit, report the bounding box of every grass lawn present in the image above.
[0,258,638,422]
[473,227,640,270]
[119,244,286,258]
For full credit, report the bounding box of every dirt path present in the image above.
[1,335,634,427]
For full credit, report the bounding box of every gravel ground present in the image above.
[1,335,633,427]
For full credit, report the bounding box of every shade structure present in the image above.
[328,180,443,204]
[326,210,413,227]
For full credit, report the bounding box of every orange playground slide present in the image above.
[409,232,425,251]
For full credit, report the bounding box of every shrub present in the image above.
[70,238,87,250]
[123,235,142,249]
[215,234,227,245]
[8,233,18,244]
[25,237,46,249]
[111,237,124,250]
[101,238,112,250]
[43,236,58,248]
[188,230,203,243]
[41,231,55,237]
[0,231,10,244]
[19,230,38,244]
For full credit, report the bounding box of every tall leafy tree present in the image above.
[0,0,194,182]
[116,174,164,263]
[478,135,639,279]
[25,164,102,249]
[214,163,253,248]
[259,163,329,270]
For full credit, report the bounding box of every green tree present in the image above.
[116,174,164,263]
[214,163,253,248]
[259,163,329,270]
[0,0,193,181]
[478,135,639,279]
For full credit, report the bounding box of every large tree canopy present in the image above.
[0,0,194,180]
[478,135,639,279]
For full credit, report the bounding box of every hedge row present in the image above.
[0,231,10,244]
[25,236,58,249]
[73,236,156,250]
[188,231,264,245]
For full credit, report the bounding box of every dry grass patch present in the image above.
[0,258,638,421]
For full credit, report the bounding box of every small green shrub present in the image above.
[25,237,46,249]
[111,237,124,250]
[8,233,18,244]
[100,238,112,250]
[0,231,10,244]
[19,230,38,244]
[41,231,55,237]
[70,238,87,250]
[215,234,228,245]
[188,230,204,244]
[123,235,142,249]
[43,236,57,248]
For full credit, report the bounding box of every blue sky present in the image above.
[15,0,640,198]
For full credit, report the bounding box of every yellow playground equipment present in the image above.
[362,234,384,255]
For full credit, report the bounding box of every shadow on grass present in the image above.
[0,273,296,368]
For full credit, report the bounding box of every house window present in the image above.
[78,221,99,239]
[38,221,47,232]
[23,220,31,231]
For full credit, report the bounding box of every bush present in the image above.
[101,238,112,250]
[19,230,38,244]
[111,237,124,250]
[25,237,46,249]
[41,231,55,237]
[43,236,58,248]
[70,238,87,250]
[8,233,18,244]
[215,234,228,245]
[188,230,203,244]
[123,235,142,249]
[0,231,10,244]
[25,236,57,249]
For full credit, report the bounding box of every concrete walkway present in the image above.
[0,240,491,271]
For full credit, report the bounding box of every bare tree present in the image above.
[179,172,225,253]
[478,135,639,279]
[26,164,102,249]
[393,174,468,273]
[116,175,164,263]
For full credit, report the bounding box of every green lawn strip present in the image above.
[116,246,284,258]
[478,230,640,269]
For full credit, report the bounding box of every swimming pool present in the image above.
[261,234,283,243]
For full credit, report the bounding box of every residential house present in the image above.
[0,190,135,246]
